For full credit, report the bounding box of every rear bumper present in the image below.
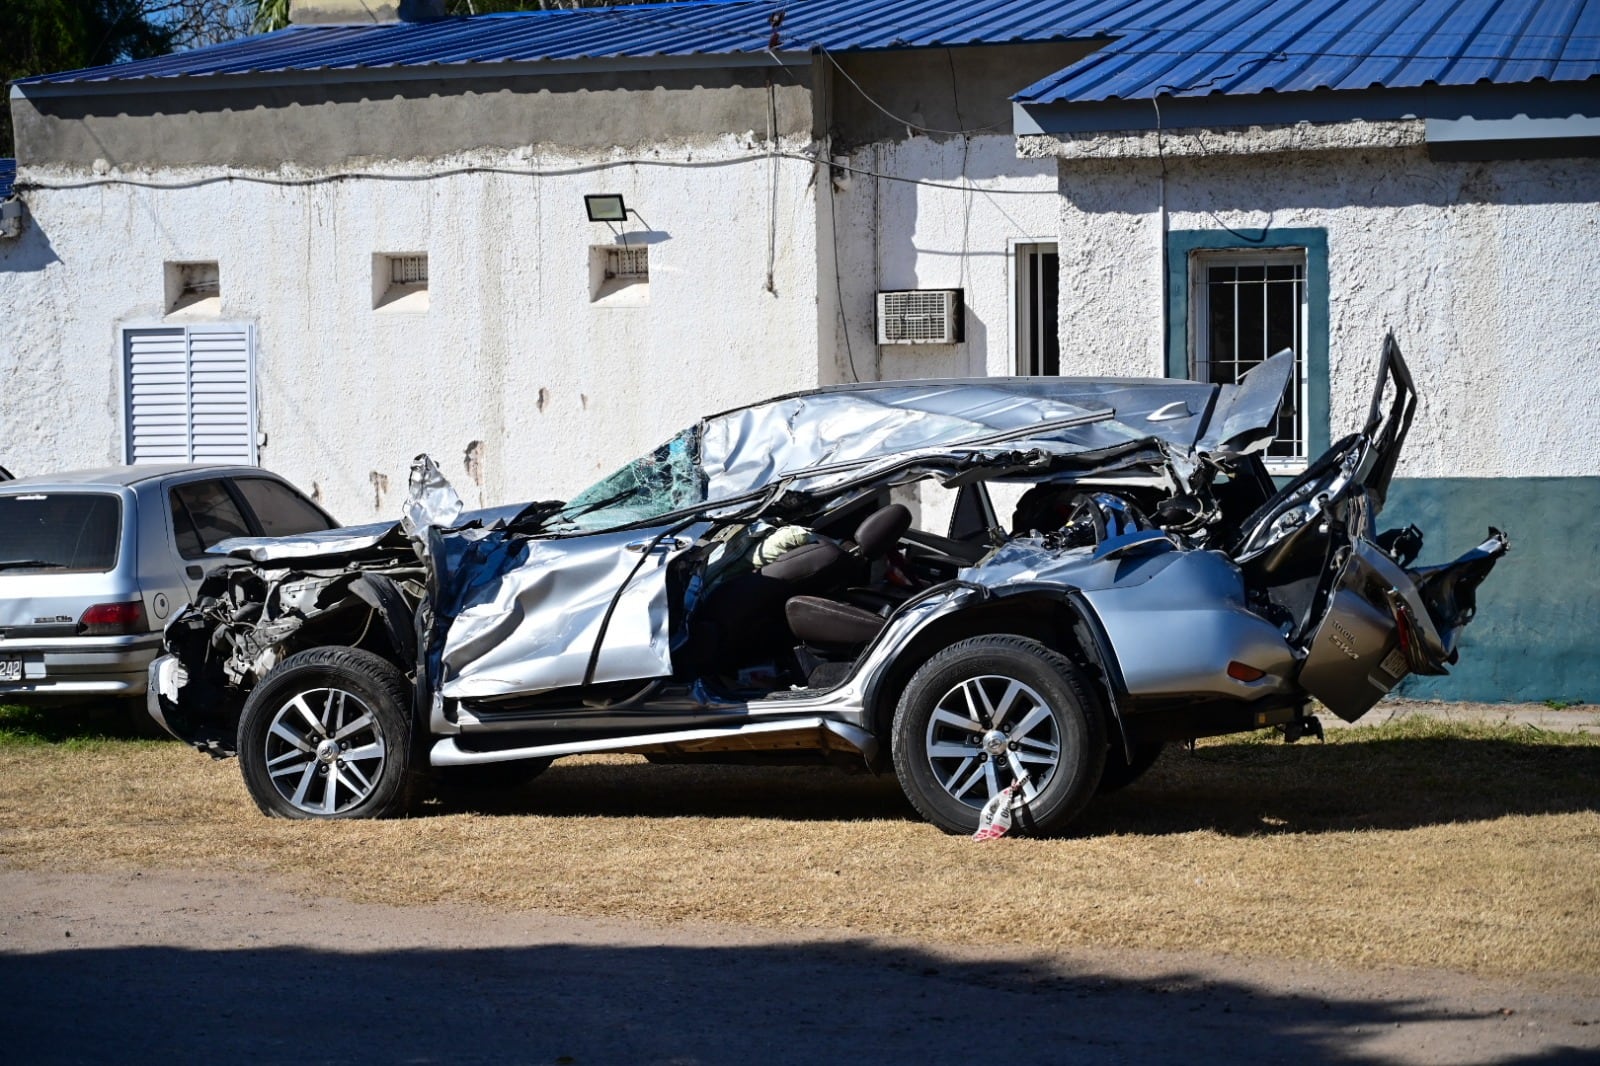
[0,634,163,699]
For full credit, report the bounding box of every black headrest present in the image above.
[854,504,912,559]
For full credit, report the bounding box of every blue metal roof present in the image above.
[16,0,1144,85]
[0,160,14,200]
[12,0,1598,104]
[1017,0,1600,103]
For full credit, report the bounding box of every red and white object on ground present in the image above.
[972,774,1029,841]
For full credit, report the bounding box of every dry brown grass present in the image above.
[1,716,1596,979]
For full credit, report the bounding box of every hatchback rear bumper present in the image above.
[0,634,163,698]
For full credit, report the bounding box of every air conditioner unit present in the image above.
[876,288,964,345]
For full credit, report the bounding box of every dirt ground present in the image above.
[2,700,1597,1063]
[3,867,1597,1064]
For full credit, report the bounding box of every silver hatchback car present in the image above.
[0,465,336,703]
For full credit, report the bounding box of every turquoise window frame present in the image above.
[1165,227,1330,460]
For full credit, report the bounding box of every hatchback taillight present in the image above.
[77,601,145,636]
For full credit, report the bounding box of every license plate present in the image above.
[0,658,22,682]
[1378,647,1408,679]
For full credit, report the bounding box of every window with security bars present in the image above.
[1192,250,1308,463]
[589,243,650,305]
[164,261,221,315]
[374,252,429,312]
[604,246,649,280]
[389,254,428,285]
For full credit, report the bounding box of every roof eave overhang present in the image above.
[1015,80,1600,161]
[11,48,814,99]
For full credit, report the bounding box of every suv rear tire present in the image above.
[892,635,1105,835]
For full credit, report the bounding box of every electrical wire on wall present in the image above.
[17,148,1057,196]
[765,75,779,296]
[764,42,864,385]
[945,46,978,376]
[788,46,1052,382]
[830,160,862,384]
[818,46,1001,138]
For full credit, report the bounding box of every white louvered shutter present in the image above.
[124,325,255,464]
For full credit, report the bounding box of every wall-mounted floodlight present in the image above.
[584,194,629,223]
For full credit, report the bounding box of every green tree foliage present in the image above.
[252,0,288,31]
[2,1,175,156]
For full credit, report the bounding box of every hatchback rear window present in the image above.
[0,493,122,573]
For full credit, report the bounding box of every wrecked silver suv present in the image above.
[149,337,1505,834]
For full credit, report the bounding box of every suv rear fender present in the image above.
[861,588,1133,766]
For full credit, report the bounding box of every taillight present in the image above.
[77,601,146,636]
[1227,661,1267,682]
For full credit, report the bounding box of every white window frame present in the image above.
[1010,240,1059,376]
[120,322,258,465]
[1189,248,1309,469]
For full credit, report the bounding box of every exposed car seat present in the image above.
[784,595,890,650]
[683,504,912,674]
[782,504,913,652]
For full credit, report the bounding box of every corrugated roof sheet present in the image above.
[1017,0,1600,103]
[0,160,14,200]
[15,0,1140,85]
[12,0,1599,102]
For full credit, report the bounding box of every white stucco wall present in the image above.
[0,140,821,521]
[825,135,1060,385]
[817,134,1059,533]
[1051,144,1600,479]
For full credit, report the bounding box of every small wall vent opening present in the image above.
[589,243,649,306]
[164,261,221,316]
[876,289,964,345]
[374,252,429,312]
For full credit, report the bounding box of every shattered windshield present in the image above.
[548,427,708,532]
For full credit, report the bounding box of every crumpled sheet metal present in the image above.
[401,454,464,546]
[1195,351,1295,455]
[699,378,1224,506]
[231,367,1295,703]
[213,520,405,563]
[960,537,1103,589]
[437,524,693,699]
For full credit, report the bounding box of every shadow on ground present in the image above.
[432,733,1600,837]
[8,701,1599,837]
[0,700,165,743]
[4,937,1594,1065]
[1081,732,1600,836]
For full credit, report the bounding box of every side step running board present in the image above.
[430,716,877,768]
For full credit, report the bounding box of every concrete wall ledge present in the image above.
[1018,118,1425,161]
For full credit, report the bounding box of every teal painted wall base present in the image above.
[1380,477,1598,703]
